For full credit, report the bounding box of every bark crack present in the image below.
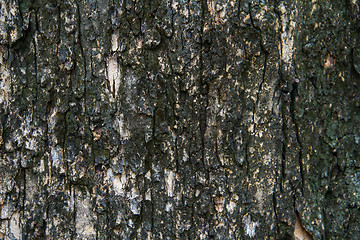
[248,3,261,31]
[75,1,87,109]
[72,186,76,240]
[289,81,305,193]
[252,52,268,134]
[198,1,212,238]
[21,168,26,239]
[272,188,280,238]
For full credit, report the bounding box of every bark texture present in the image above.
[0,0,359,239]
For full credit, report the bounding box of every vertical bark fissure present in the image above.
[63,111,70,199]
[21,168,26,239]
[199,0,209,177]
[248,3,260,31]
[322,203,328,240]
[260,53,268,100]
[60,0,71,203]
[289,82,304,192]
[57,5,61,43]
[279,66,286,192]
[198,2,212,237]
[72,187,76,240]
[244,134,250,176]
[253,52,268,134]
[31,57,38,157]
[75,1,87,111]
[280,140,285,193]
[237,0,242,19]
[106,188,111,240]
[272,189,280,238]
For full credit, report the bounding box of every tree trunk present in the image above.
[0,0,359,239]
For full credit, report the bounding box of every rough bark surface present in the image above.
[0,0,359,239]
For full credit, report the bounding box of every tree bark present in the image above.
[0,0,359,239]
